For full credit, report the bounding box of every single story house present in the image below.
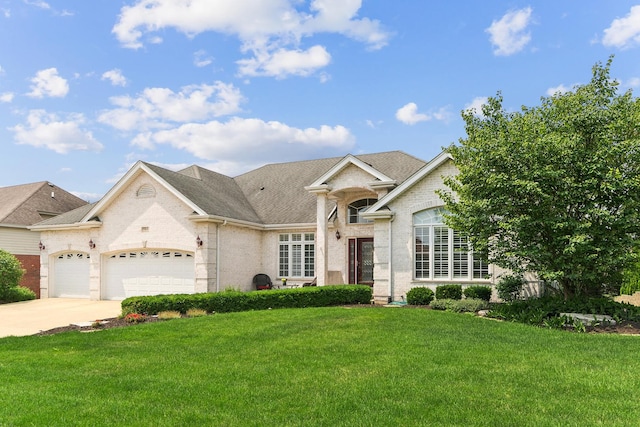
[0,182,88,297]
[32,151,498,303]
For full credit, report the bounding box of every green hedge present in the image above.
[463,285,492,302]
[121,285,373,315]
[435,284,462,300]
[406,287,435,305]
[0,286,36,303]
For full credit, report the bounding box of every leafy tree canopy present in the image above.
[440,58,640,298]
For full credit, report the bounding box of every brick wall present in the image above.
[14,254,40,298]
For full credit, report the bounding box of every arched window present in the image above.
[414,207,488,280]
[347,198,377,224]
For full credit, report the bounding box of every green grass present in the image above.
[1,307,640,426]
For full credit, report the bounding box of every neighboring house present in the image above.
[32,151,497,302]
[0,182,88,297]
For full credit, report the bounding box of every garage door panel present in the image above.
[53,253,90,298]
[104,251,194,300]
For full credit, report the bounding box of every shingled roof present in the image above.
[234,151,427,224]
[0,181,88,226]
[33,151,428,228]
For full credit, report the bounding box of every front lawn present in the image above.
[1,307,639,426]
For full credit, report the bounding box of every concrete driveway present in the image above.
[0,298,122,338]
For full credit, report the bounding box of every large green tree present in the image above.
[440,58,640,298]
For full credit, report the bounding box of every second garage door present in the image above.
[103,250,195,300]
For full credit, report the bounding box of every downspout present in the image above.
[388,215,395,303]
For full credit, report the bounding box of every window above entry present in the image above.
[348,198,377,224]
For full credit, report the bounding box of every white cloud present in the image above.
[486,7,533,56]
[2,9,10,18]
[23,0,50,9]
[237,45,331,78]
[395,103,450,125]
[71,191,103,203]
[464,97,488,118]
[98,81,244,131]
[194,50,213,67]
[0,92,14,103]
[396,103,429,125]
[10,110,103,154]
[27,68,69,98]
[131,117,355,173]
[101,69,127,86]
[627,77,640,88]
[546,84,571,96]
[112,0,390,78]
[0,65,4,75]
[603,5,640,49]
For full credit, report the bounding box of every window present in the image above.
[348,199,377,224]
[279,233,315,278]
[413,208,489,280]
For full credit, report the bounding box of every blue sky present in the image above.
[1,1,639,201]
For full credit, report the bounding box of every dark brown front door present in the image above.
[348,238,374,285]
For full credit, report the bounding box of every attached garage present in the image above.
[53,252,91,298]
[103,250,195,300]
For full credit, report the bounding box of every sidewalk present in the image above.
[0,298,122,338]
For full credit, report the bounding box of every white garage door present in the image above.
[103,250,195,300]
[53,252,90,298]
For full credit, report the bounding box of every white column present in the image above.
[316,191,329,286]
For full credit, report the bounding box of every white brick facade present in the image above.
[37,152,503,302]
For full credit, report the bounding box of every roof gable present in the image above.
[306,154,395,190]
[364,151,453,217]
[0,181,87,226]
[80,162,207,223]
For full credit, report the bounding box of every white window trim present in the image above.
[278,233,315,278]
[413,211,489,282]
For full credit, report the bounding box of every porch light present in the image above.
[335,230,341,240]
[39,241,45,251]
[196,235,203,247]
[89,239,96,249]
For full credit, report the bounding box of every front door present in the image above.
[348,238,374,285]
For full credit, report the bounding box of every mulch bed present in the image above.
[33,306,640,336]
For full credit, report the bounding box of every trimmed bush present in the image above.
[496,275,526,302]
[435,284,462,300]
[0,249,24,301]
[121,285,373,315]
[406,287,434,305]
[1,286,36,303]
[463,285,492,302]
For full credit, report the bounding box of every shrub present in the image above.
[157,310,182,320]
[186,308,208,317]
[449,298,489,313]
[496,275,526,302]
[1,286,36,303]
[430,299,454,311]
[489,295,640,327]
[121,285,373,315]
[0,250,24,301]
[430,298,488,313]
[406,287,434,305]
[435,285,462,300]
[463,285,492,302]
